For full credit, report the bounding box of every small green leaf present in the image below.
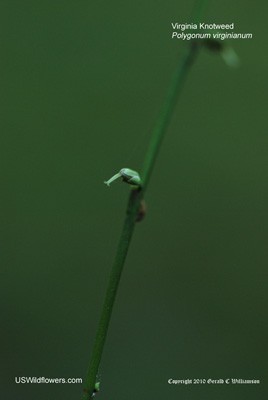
[104,168,141,187]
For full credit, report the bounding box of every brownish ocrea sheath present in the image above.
[136,199,146,222]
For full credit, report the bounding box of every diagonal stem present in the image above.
[82,1,207,398]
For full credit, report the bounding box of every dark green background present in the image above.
[1,1,267,399]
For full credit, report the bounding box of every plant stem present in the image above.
[141,43,198,189]
[82,189,141,400]
[82,1,207,398]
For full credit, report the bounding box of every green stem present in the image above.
[82,1,207,398]
[141,43,198,189]
[82,189,141,400]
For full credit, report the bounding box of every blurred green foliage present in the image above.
[1,1,267,399]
